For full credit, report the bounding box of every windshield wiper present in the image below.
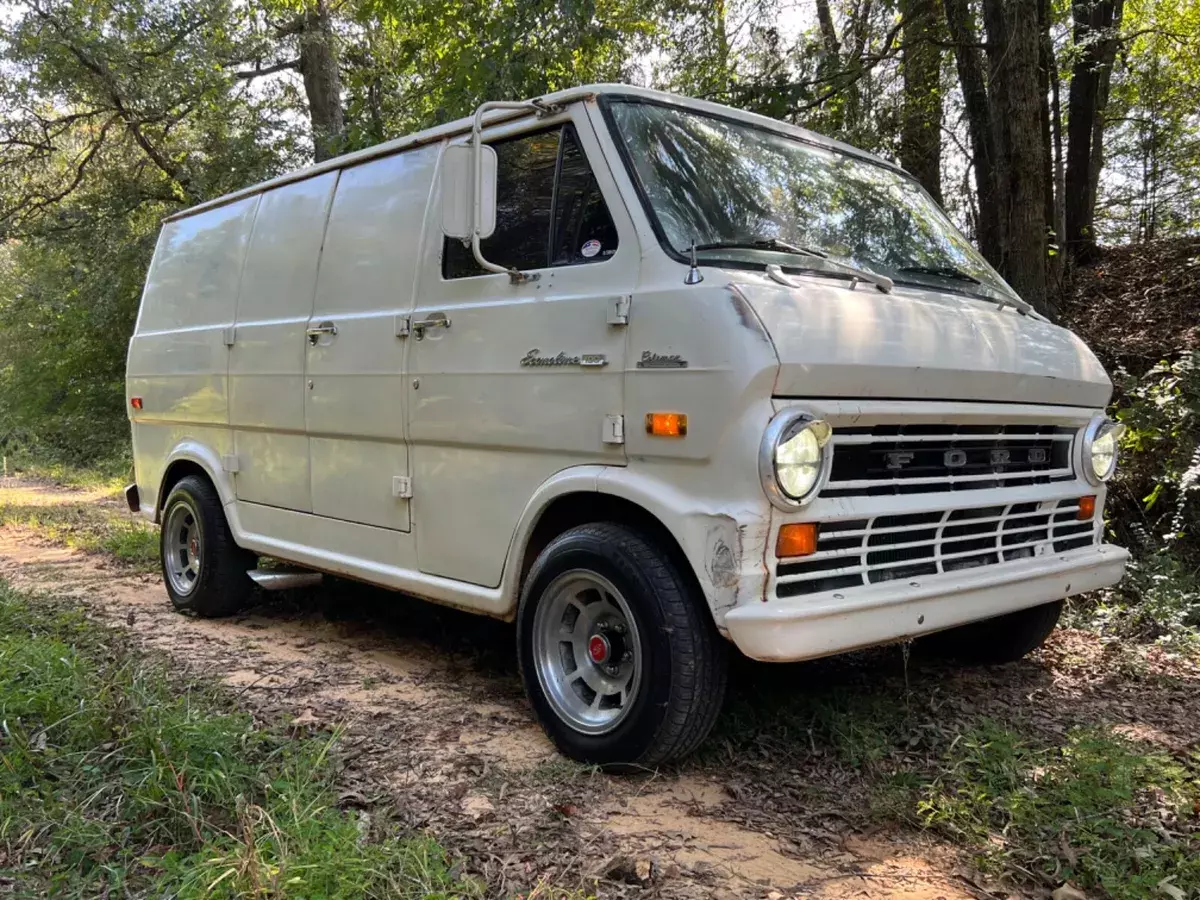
[694,238,893,293]
[694,238,828,257]
[896,264,981,285]
[894,264,1040,316]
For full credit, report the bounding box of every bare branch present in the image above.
[233,58,300,80]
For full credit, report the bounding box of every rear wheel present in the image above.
[517,523,728,770]
[920,600,1063,665]
[160,475,256,617]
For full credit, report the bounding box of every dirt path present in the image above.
[0,481,988,899]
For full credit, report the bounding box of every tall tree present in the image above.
[900,0,944,201]
[1064,0,1125,262]
[235,1,347,162]
[1038,0,1062,285]
[943,0,1002,266]
[984,0,1050,312]
[294,1,345,161]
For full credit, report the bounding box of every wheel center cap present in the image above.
[588,634,610,664]
[188,536,199,557]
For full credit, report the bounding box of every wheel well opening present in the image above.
[157,460,212,516]
[519,493,699,595]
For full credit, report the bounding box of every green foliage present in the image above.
[916,722,1200,899]
[342,0,662,141]
[1087,352,1200,643]
[1097,0,1200,243]
[0,580,481,898]
[1083,550,1200,647]
[0,0,303,467]
[1114,354,1200,529]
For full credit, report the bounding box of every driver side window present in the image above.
[442,125,618,279]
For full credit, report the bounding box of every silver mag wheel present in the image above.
[532,569,644,735]
[163,497,203,597]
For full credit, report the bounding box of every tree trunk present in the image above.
[1087,55,1113,212]
[1064,0,1124,263]
[1038,0,1061,288]
[900,0,944,202]
[943,0,1002,266]
[816,0,842,59]
[1050,37,1066,260]
[298,1,345,162]
[984,0,1049,314]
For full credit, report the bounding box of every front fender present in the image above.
[501,465,769,629]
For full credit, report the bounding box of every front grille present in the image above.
[776,499,1098,598]
[825,424,1076,498]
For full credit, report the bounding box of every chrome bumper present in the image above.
[724,543,1128,662]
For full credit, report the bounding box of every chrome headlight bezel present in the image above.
[759,410,834,510]
[1080,416,1123,485]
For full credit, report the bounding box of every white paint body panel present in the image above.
[127,86,1126,666]
[230,172,338,512]
[406,115,632,587]
[735,272,1111,406]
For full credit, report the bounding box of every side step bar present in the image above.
[247,568,323,591]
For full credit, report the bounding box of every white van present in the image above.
[126,84,1128,768]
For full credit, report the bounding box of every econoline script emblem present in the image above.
[520,349,608,368]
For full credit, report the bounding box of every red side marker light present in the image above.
[130,397,143,410]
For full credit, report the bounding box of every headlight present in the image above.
[760,411,832,508]
[1081,417,1124,485]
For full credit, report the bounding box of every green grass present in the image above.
[705,661,1200,899]
[0,490,159,571]
[0,581,482,898]
[913,722,1200,899]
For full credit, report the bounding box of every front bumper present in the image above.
[724,543,1128,662]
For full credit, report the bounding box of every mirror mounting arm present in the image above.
[470,100,560,284]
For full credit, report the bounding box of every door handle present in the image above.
[412,312,451,340]
[306,321,337,345]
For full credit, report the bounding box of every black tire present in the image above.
[160,475,256,617]
[919,600,1063,665]
[516,522,728,771]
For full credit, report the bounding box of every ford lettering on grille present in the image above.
[825,423,1076,497]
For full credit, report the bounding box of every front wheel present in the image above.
[919,600,1064,665]
[517,523,728,771]
[160,475,256,617]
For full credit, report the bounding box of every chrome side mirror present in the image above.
[441,143,497,241]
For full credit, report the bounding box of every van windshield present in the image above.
[605,99,1017,302]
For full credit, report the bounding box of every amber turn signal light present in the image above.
[1078,495,1096,520]
[777,523,819,558]
[645,412,688,437]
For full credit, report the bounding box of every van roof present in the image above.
[166,83,906,223]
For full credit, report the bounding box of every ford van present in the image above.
[126,85,1128,768]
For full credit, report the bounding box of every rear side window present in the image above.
[443,124,618,278]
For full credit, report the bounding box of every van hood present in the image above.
[733,275,1112,407]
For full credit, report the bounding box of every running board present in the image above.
[247,568,323,590]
